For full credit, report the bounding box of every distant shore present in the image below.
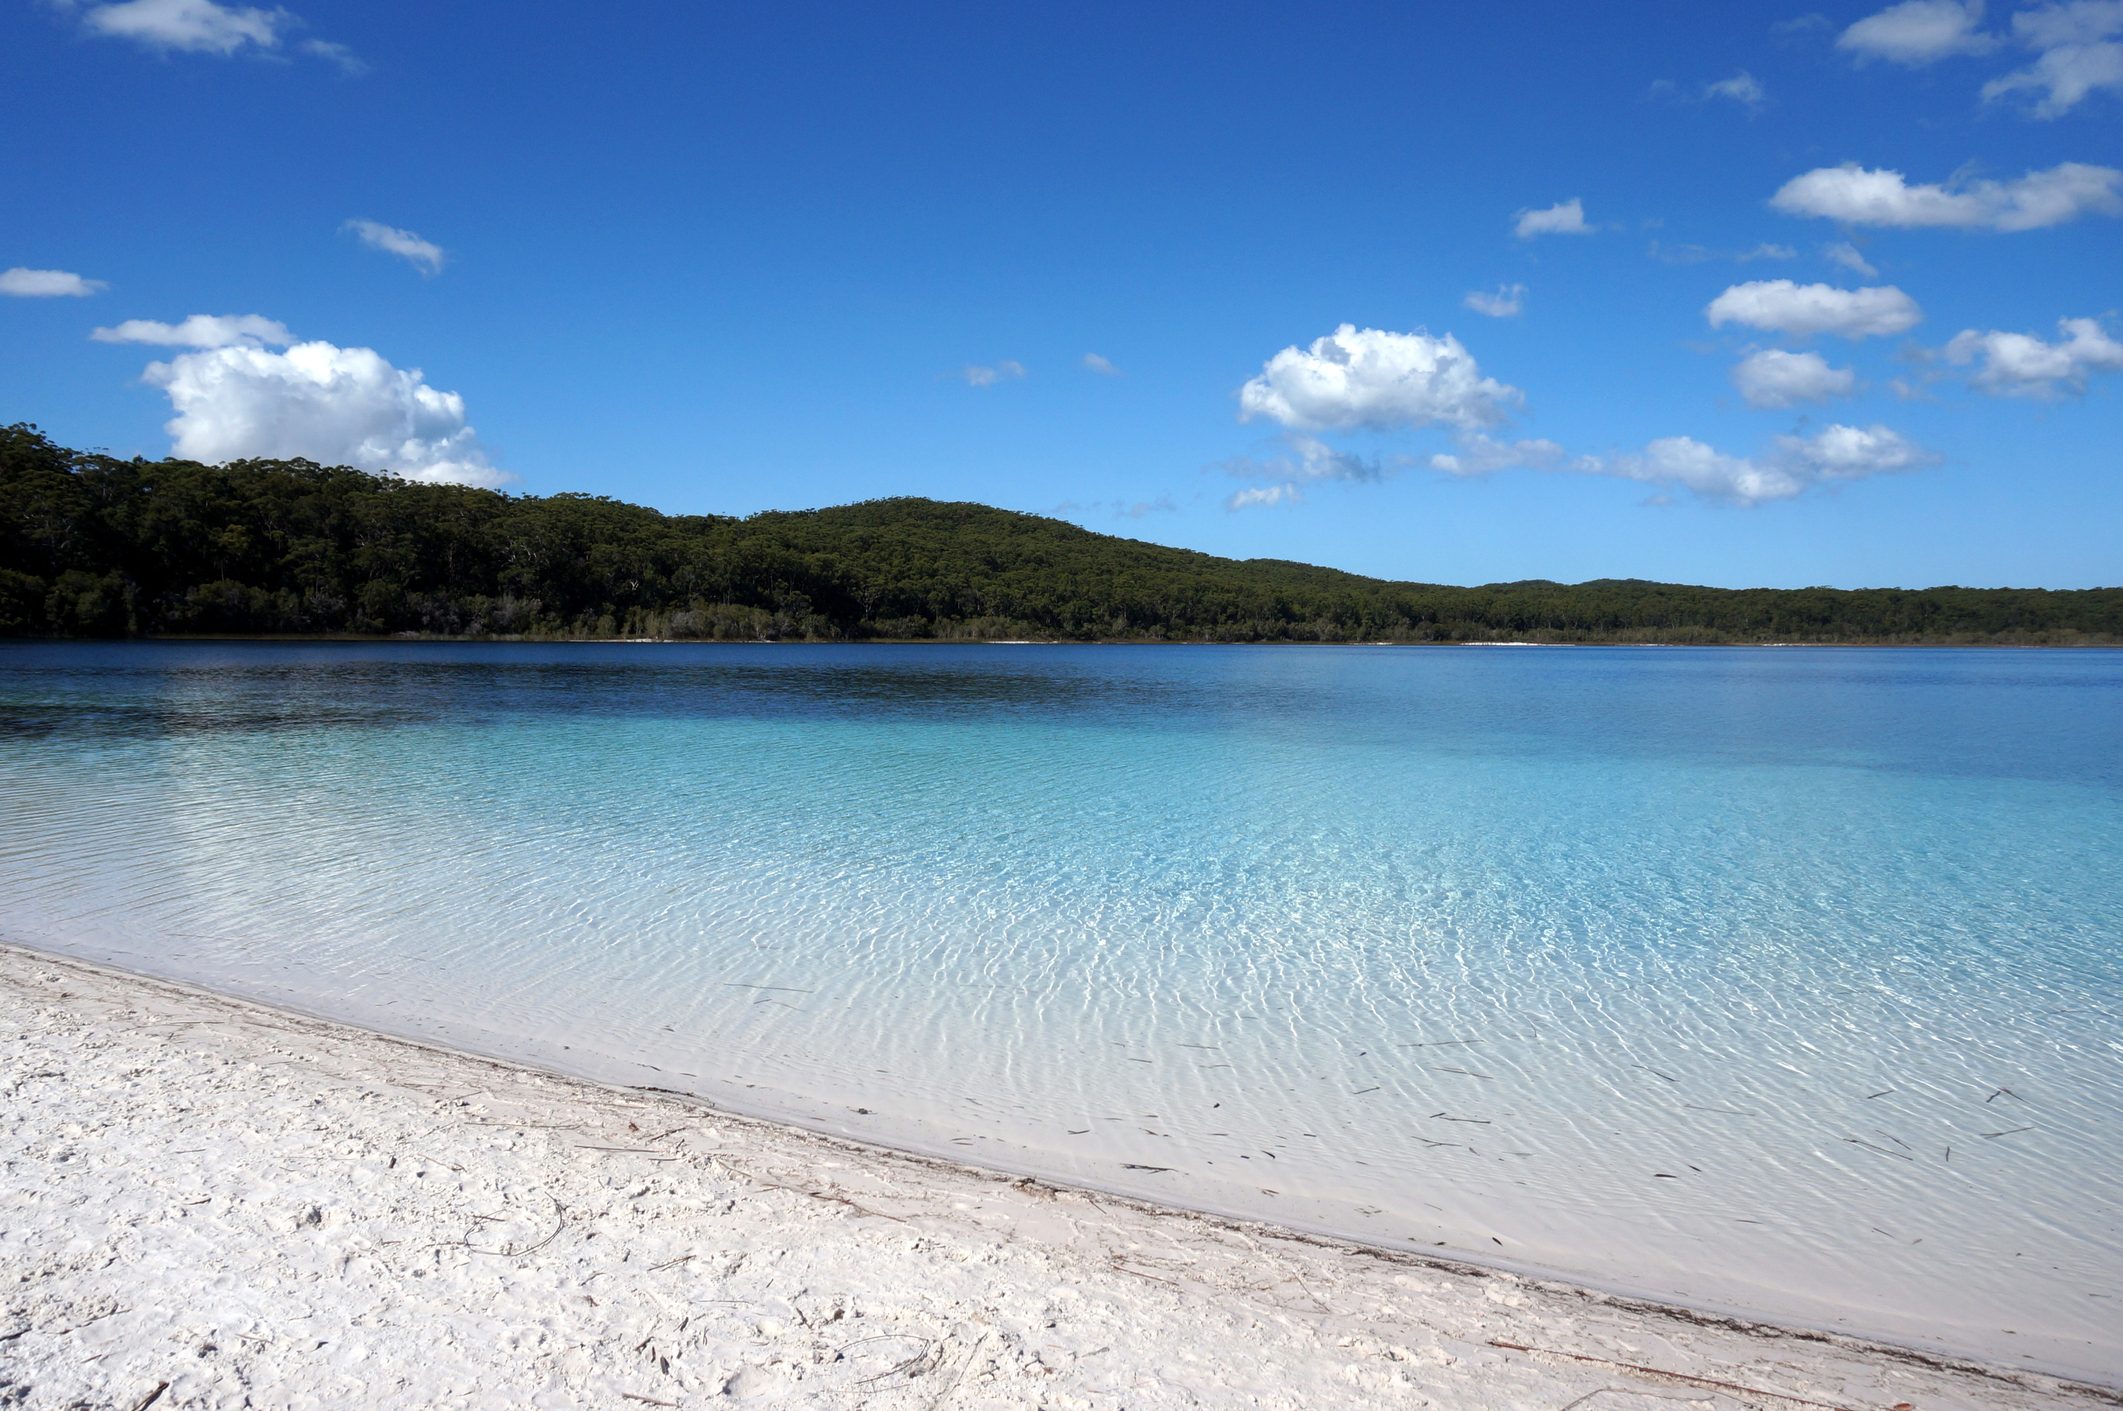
[2,942,2111,1410]
[9,633,2122,648]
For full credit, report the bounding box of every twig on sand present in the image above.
[619,1394,675,1407]
[1488,1340,1857,1411]
[717,1158,905,1222]
[858,1338,940,1385]
[930,1331,991,1409]
[127,1382,170,1411]
[449,1193,566,1258]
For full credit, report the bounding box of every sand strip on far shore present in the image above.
[2,942,2114,1411]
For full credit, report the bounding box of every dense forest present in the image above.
[3,424,2117,645]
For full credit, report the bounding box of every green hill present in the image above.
[4,423,2117,644]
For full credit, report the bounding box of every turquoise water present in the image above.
[3,642,2119,1377]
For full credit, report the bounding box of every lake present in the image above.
[2,641,2118,1378]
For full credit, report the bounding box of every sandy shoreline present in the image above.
[2,944,2113,1411]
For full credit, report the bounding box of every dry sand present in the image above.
[2,943,2113,1411]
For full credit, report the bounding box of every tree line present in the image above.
[4,423,2117,644]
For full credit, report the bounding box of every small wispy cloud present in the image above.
[1822,240,1880,278]
[1837,0,1997,65]
[962,359,1026,388]
[1227,483,1299,511]
[1081,352,1122,376]
[1647,241,1795,265]
[91,312,294,348]
[301,38,367,75]
[1514,198,1593,239]
[345,219,446,275]
[1704,71,1768,108]
[73,0,360,69]
[1462,283,1526,318]
[0,266,107,297]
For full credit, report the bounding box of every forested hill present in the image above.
[3,424,2118,645]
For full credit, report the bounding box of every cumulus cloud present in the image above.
[91,312,294,348]
[1081,352,1121,376]
[1462,283,1526,318]
[0,266,106,297]
[961,359,1026,388]
[1705,71,1768,107]
[1837,0,1997,63]
[345,219,445,275]
[1982,1,2123,115]
[1770,161,2123,231]
[1706,280,1921,339]
[1731,348,1858,407]
[141,340,508,486]
[1514,198,1592,238]
[1227,483,1299,511]
[1944,315,2123,395]
[1614,424,1934,503]
[1238,324,1518,433]
[1821,240,1879,277]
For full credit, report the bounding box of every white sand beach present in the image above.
[2,942,2112,1411]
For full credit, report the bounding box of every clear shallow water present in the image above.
[3,642,2119,1378]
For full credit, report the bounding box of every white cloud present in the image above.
[345,219,445,275]
[1427,433,1573,477]
[142,340,508,486]
[1984,38,2123,112]
[0,266,107,297]
[1837,0,1997,64]
[301,38,365,74]
[2014,0,2123,46]
[1514,198,1592,238]
[80,0,283,53]
[1647,241,1795,265]
[1462,283,1526,318]
[1770,161,2123,231]
[1705,71,1768,107]
[1731,348,1858,407]
[91,312,294,348]
[1614,424,1934,503]
[1227,483,1299,511]
[1821,241,1879,277]
[1238,323,1519,433]
[961,359,1026,388]
[1416,425,1932,503]
[75,0,360,67]
[1944,315,2123,395]
[1705,280,1921,339]
[1220,433,1383,486]
[1081,352,1121,376]
[1983,1,2123,115]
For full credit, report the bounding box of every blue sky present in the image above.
[4,1,2119,589]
